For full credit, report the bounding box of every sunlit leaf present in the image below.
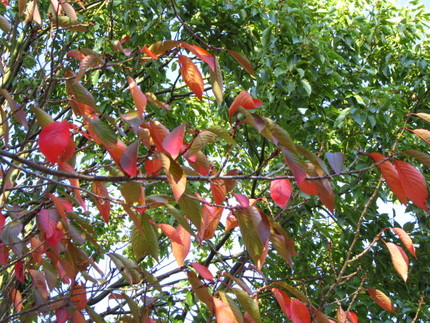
[290,299,311,323]
[409,128,430,145]
[213,297,238,323]
[181,42,215,71]
[190,262,214,282]
[272,288,292,318]
[172,225,190,266]
[228,90,262,118]
[128,76,147,118]
[232,288,261,323]
[227,49,254,75]
[270,178,292,208]
[88,119,117,149]
[384,241,409,282]
[178,54,204,100]
[120,141,139,177]
[163,123,185,159]
[187,271,214,312]
[39,121,72,164]
[161,153,187,201]
[366,288,396,313]
[394,160,428,211]
[210,56,223,104]
[92,182,111,223]
[391,227,416,258]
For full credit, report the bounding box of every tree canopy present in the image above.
[0,0,430,321]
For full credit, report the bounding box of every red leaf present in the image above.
[163,123,185,159]
[190,262,214,282]
[128,76,147,118]
[270,178,292,208]
[120,141,139,177]
[37,209,59,238]
[156,223,183,244]
[272,288,292,318]
[145,158,163,175]
[290,299,311,323]
[178,55,204,100]
[149,120,170,153]
[366,288,396,313]
[107,140,127,168]
[45,227,63,246]
[384,241,409,282]
[39,121,72,164]
[233,193,250,207]
[171,225,191,266]
[347,311,359,323]
[228,90,262,118]
[0,212,4,233]
[227,49,255,75]
[14,260,24,283]
[391,227,416,258]
[394,160,428,211]
[368,153,407,204]
[55,308,70,323]
[181,43,215,71]
[92,181,111,223]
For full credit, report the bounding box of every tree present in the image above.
[0,0,429,321]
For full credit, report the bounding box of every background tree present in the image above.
[0,0,429,322]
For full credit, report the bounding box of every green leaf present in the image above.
[88,119,118,149]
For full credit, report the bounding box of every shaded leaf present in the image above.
[187,271,214,312]
[325,152,344,174]
[70,284,87,310]
[235,208,264,265]
[15,260,24,283]
[120,141,139,177]
[37,209,59,239]
[403,149,430,168]
[227,49,254,75]
[92,181,110,223]
[190,262,214,282]
[178,55,204,100]
[210,56,223,104]
[366,288,396,313]
[11,289,23,312]
[232,288,261,323]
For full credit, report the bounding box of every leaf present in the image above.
[92,181,111,223]
[272,288,292,318]
[161,153,187,201]
[190,262,214,282]
[120,182,142,203]
[208,126,237,145]
[171,225,190,266]
[145,158,163,175]
[180,43,215,71]
[300,79,312,96]
[233,193,250,207]
[128,76,147,118]
[31,105,54,128]
[147,40,181,56]
[163,123,185,159]
[58,162,86,210]
[70,284,87,310]
[0,14,11,33]
[368,153,407,204]
[11,289,23,312]
[15,260,24,283]
[325,152,345,174]
[75,54,95,82]
[149,120,170,152]
[366,288,396,313]
[409,128,430,145]
[384,241,409,282]
[188,130,217,157]
[272,282,308,303]
[232,288,261,323]
[235,208,264,265]
[394,160,428,211]
[270,178,292,208]
[410,112,430,123]
[120,141,139,177]
[227,49,254,75]
[219,291,244,323]
[28,269,49,302]
[37,209,59,239]
[346,312,359,323]
[403,150,430,168]
[156,223,182,244]
[228,90,262,118]
[39,121,72,164]
[178,55,204,100]
[0,242,9,266]
[88,118,118,149]
[290,299,311,323]
[391,227,416,258]
[187,271,214,312]
[213,297,238,323]
[210,56,223,104]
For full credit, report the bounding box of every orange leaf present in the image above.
[347,311,359,323]
[210,179,227,204]
[394,160,428,211]
[366,288,396,313]
[172,225,190,266]
[368,153,407,204]
[391,227,416,258]
[92,181,111,223]
[29,269,49,301]
[149,120,170,153]
[228,90,262,118]
[70,284,87,310]
[162,123,185,160]
[178,55,204,100]
[127,76,147,118]
[410,128,430,145]
[200,205,223,241]
[156,223,183,244]
[213,297,237,323]
[181,43,215,71]
[384,241,409,282]
[160,153,187,201]
[227,49,254,75]
[11,289,23,312]
[145,158,163,176]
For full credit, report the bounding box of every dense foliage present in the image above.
[0,0,429,322]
